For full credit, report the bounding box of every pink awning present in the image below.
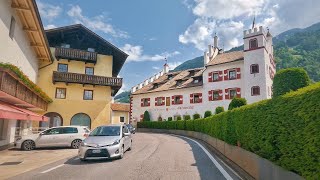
[0,102,48,121]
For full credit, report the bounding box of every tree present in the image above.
[168,117,173,121]
[143,111,151,121]
[273,68,311,97]
[176,116,182,120]
[193,113,201,120]
[228,98,247,110]
[204,111,212,118]
[215,106,225,114]
[184,115,191,120]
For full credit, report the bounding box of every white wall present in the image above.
[0,0,39,83]
[0,119,17,147]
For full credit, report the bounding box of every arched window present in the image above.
[40,112,63,128]
[249,38,258,49]
[251,86,260,96]
[71,113,91,128]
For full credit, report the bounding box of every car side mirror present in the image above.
[124,133,130,136]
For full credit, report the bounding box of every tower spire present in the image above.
[252,13,256,29]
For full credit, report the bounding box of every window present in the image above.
[193,94,200,103]
[249,38,258,49]
[168,74,173,80]
[229,70,237,80]
[174,96,182,104]
[120,117,125,123]
[213,91,219,100]
[85,67,94,75]
[83,90,93,100]
[62,127,78,134]
[123,126,129,133]
[156,97,163,106]
[141,98,150,107]
[189,70,195,77]
[55,88,66,99]
[87,48,95,52]
[176,80,182,86]
[213,73,219,81]
[251,86,260,96]
[229,89,237,99]
[57,63,68,72]
[61,43,70,48]
[43,128,61,135]
[251,64,259,74]
[9,16,15,39]
[71,113,91,128]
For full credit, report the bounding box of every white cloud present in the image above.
[149,37,157,41]
[37,1,62,21]
[121,44,180,62]
[152,66,160,70]
[179,0,320,50]
[44,24,57,30]
[67,5,129,38]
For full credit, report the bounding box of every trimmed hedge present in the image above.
[215,106,224,114]
[204,110,212,118]
[193,113,201,119]
[138,82,320,179]
[228,97,247,110]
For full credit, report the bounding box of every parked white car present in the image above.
[15,126,90,151]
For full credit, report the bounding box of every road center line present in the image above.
[174,135,233,180]
[40,164,64,174]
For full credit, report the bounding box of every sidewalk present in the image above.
[0,148,77,179]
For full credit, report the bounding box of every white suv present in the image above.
[15,126,90,151]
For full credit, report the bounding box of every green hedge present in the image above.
[137,82,320,179]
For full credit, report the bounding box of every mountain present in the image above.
[173,22,320,82]
[114,91,131,103]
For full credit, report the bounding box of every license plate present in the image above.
[92,149,101,153]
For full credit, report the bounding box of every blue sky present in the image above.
[37,0,320,94]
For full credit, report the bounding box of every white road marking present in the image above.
[40,164,64,174]
[174,135,234,180]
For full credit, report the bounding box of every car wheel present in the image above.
[22,140,35,151]
[71,139,82,149]
[119,146,124,159]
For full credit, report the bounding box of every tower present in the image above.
[243,26,275,103]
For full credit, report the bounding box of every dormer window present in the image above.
[61,43,70,48]
[249,38,258,49]
[88,48,95,52]
[176,80,183,86]
[168,74,173,80]
[189,70,195,77]
[194,79,199,83]
[153,83,159,89]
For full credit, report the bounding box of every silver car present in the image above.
[78,124,132,161]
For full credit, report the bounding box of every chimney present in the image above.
[214,35,218,48]
[204,51,209,64]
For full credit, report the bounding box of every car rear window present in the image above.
[63,127,78,134]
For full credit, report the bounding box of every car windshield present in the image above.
[89,126,120,136]
[127,124,133,129]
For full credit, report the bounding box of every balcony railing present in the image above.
[53,71,122,87]
[0,68,49,110]
[55,47,98,63]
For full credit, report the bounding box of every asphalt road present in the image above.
[10,133,242,180]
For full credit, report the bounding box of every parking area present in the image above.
[0,147,77,179]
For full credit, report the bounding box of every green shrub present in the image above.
[185,120,194,131]
[184,115,191,120]
[176,120,185,130]
[273,68,310,97]
[204,111,212,118]
[193,113,201,120]
[137,82,320,179]
[176,116,182,121]
[143,111,151,121]
[168,117,173,121]
[228,98,247,110]
[167,121,176,129]
[215,106,224,114]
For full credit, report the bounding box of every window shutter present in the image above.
[199,93,202,103]
[162,97,165,105]
[218,90,223,100]
[155,97,158,106]
[208,72,213,82]
[172,96,175,105]
[219,71,223,81]
[147,98,150,106]
[236,88,241,98]
[190,94,194,104]
[180,95,183,104]
[208,90,213,101]
[225,89,229,99]
[141,99,144,107]
[236,68,241,79]
[224,70,228,80]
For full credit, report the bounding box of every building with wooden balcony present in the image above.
[0,0,52,149]
[37,24,128,129]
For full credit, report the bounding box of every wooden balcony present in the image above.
[55,47,97,63]
[53,71,122,87]
[0,68,49,111]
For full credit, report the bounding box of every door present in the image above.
[166,97,170,106]
[36,128,62,147]
[59,127,79,146]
